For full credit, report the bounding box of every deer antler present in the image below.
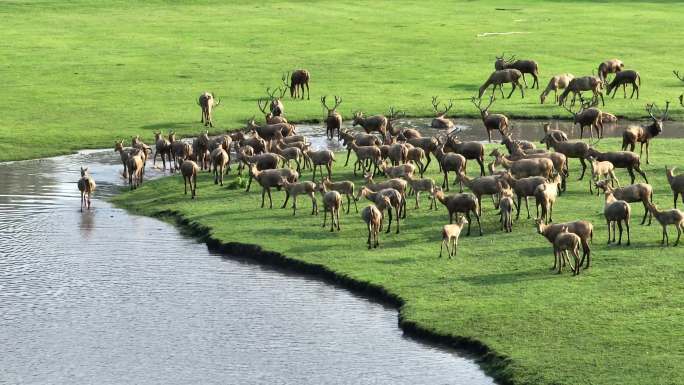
[483,95,496,111]
[663,101,670,121]
[674,70,684,82]
[387,106,405,120]
[282,72,290,87]
[442,99,454,115]
[257,98,269,114]
[266,87,277,99]
[431,96,440,114]
[645,103,657,121]
[277,86,287,98]
[470,96,484,112]
[333,95,342,110]
[507,54,516,63]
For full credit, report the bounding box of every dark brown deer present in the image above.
[598,59,624,84]
[352,111,389,137]
[470,96,509,142]
[561,98,604,139]
[478,69,524,99]
[558,76,604,107]
[622,102,669,164]
[266,86,287,116]
[198,92,220,127]
[430,96,454,129]
[321,95,343,140]
[284,70,310,100]
[606,70,641,99]
[494,54,540,88]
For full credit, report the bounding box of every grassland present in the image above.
[113,137,684,385]
[2,1,684,162]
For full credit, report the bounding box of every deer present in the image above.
[249,164,287,209]
[534,179,559,224]
[357,187,403,234]
[284,70,310,100]
[266,86,287,116]
[352,111,389,137]
[127,149,145,190]
[498,172,548,220]
[318,183,342,232]
[198,92,220,127]
[540,134,590,180]
[459,172,508,215]
[540,123,568,149]
[153,131,171,170]
[433,145,466,192]
[478,69,524,99]
[322,177,358,214]
[665,166,684,208]
[321,95,343,140]
[180,159,200,199]
[622,102,669,164]
[497,184,514,233]
[595,180,653,225]
[648,202,684,246]
[361,203,385,249]
[211,148,230,186]
[561,98,604,139]
[257,98,287,124]
[281,180,318,216]
[535,219,594,270]
[585,148,648,185]
[540,74,574,104]
[77,167,96,212]
[587,156,619,194]
[339,130,381,166]
[430,96,454,129]
[494,54,540,88]
[606,70,641,99]
[598,59,624,84]
[441,135,486,176]
[470,96,509,142]
[432,187,482,236]
[552,227,582,275]
[604,190,631,246]
[246,118,296,142]
[492,151,555,180]
[558,76,604,107]
[305,149,335,182]
[439,216,469,258]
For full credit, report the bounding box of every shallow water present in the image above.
[296,116,684,150]
[0,150,495,384]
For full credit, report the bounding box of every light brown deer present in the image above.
[470,96,509,142]
[494,54,539,88]
[77,167,96,212]
[561,98,604,139]
[598,59,624,84]
[257,98,288,124]
[198,92,220,127]
[622,102,669,164]
[540,73,574,104]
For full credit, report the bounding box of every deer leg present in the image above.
[515,195,522,220]
[675,193,679,209]
[305,82,310,100]
[322,208,328,227]
[626,220,631,245]
[442,170,448,191]
[507,83,516,99]
[627,168,636,185]
[521,73,529,88]
[395,206,400,234]
[617,221,624,245]
[645,142,650,165]
[662,226,667,245]
[386,208,393,234]
[676,224,682,246]
[533,73,539,89]
[281,191,290,209]
[623,84,627,99]
[344,148,351,166]
[477,157,485,176]
[635,165,648,184]
[525,196,531,219]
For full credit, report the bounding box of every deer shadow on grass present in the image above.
[459,268,558,286]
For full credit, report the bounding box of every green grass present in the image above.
[113,138,684,385]
[2,1,684,162]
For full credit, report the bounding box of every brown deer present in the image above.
[198,92,220,127]
[540,73,574,104]
[494,54,540,88]
[558,76,604,107]
[321,95,343,140]
[470,96,509,142]
[561,98,603,139]
[478,69,524,99]
[622,102,669,164]
[266,86,287,116]
[284,70,310,100]
[257,98,287,124]
[430,96,454,129]
[598,59,624,84]
[352,111,389,136]
[606,70,641,99]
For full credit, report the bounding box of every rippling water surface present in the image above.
[0,136,496,383]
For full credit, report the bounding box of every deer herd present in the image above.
[79,59,684,277]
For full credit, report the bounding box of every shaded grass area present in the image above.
[2,1,684,161]
[113,138,684,385]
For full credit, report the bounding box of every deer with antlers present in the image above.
[257,98,288,124]
[321,95,343,140]
[494,54,540,89]
[430,96,454,129]
[622,101,670,164]
[558,76,604,107]
[266,86,287,117]
[197,92,220,127]
[470,96,509,143]
[478,69,524,99]
[283,70,310,100]
[561,98,604,139]
[674,71,684,106]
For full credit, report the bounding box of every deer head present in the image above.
[645,101,670,136]
[470,96,495,118]
[321,95,342,115]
